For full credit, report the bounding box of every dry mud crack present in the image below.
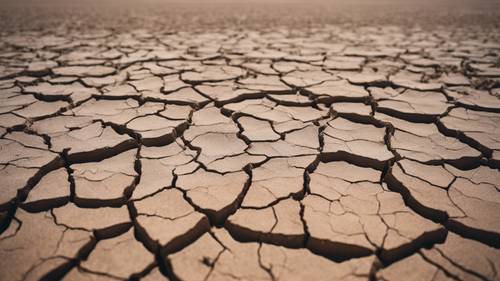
[1,12,500,281]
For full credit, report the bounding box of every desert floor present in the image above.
[0,0,499,280]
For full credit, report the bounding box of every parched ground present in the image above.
[1,0,500,280]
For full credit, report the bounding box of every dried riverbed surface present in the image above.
[1,0,500,280]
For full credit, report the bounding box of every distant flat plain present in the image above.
[0,0,499,31]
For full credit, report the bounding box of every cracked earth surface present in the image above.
[1,3,500,280]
